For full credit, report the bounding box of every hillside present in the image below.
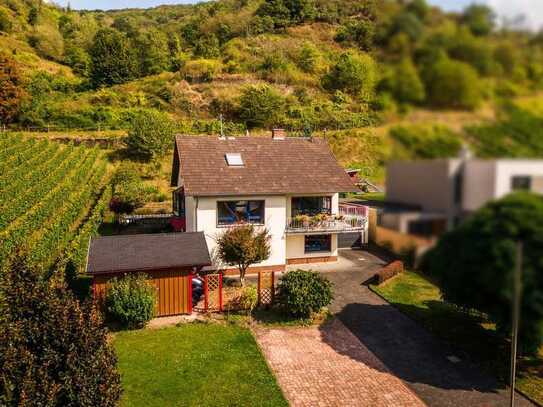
[2,0,543,182]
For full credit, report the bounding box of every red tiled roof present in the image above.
[172,136,359,196]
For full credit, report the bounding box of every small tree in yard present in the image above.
[422,193,543,355]
[216,224,271,286]
[126,109,175,160]
[0,258,121,405]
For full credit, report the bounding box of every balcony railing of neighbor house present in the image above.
[286,207,367,234]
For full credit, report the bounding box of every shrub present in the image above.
[0,7,12,32]
[239,285,258,312]
[277,270,333,318]
[181,59,221,83]
[238,85,285,128]
[322,51,377,100]
[106,273,157,329]
[0,259,121,405]
[126,109,175,160]
[424,58,482,110]
[383,58,425,104]
[389,124,462,159]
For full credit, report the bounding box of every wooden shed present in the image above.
[86,232,211,317]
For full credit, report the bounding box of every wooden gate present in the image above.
[258,271,275,307]
[204,273,223,312]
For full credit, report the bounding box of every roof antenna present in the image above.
[219,114,224,138]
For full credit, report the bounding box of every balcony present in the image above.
[285,211,367,234]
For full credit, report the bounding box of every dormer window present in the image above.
[225,153,243,167]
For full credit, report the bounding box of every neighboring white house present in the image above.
[170,131,367,273]
[383,154,543,236]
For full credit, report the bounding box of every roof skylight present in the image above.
[225,153,244,166]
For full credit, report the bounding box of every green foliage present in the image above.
[28,24,65,61]
[390,124,462,159]
[106,273,157,329]
[389,12,424,42]
[0,7,12,32]
[0,53,26,124]
[277,270,333,318]
[109,162,152,215]
[0,259,121,405]
[27,5,38,26]
[126,109,175,160]
[64,46,91,77]
[90,28,138,87]
[462,4,495,36]
[239,285,258,312]
[297,41,320,73]
[422,193,543,355]
[238,85,285,128]
[216,224,271,285]
[181,58,221,83]
[424,58,482,110]
[323,51,376,99]
[466,106,543,157]
[137,29,171,75]
[256,0,316,30]
[335,19,375,51]
[382,58,425,104]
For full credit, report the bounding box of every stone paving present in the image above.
[254,318,425,407]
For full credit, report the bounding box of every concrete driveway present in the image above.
[322,249,533,407]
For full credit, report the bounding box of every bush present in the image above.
[424,58,482,110]
[106,273,157,329]
[238,85,285,128]
[322,51,377,100]
[126,109,175,160]
[383,58,425,104]
[0,259,121,405]
[181,59,221,83]
[239,285,258,312]
[390,124,462,159]
[277,270,333,318]
[0,7,12,32]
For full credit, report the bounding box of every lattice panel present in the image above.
[258,271,275,307]
[205,273,222,312]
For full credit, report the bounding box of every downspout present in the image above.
[195,196,199,231]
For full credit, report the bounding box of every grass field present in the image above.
[114,324,287,407]
[371,272,543,404]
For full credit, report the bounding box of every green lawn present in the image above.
[371,272,543,405]
[114,324,287,407]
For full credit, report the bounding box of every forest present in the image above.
[2,0,543,178]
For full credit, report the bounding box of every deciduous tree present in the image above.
[422,193,543,355]
[0,53,26,124]
[216,224,271,286]
[0,258,122,405]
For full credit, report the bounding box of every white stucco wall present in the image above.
[495,160,543,197]
[286,234,338,259]
[189,195,287,268]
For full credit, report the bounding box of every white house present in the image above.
[383,155,543,236]
[170,131,367,273]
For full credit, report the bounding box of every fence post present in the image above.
[204,275,208,311]
[219,273,223,312]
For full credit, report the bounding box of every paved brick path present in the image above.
[254,318,425,407]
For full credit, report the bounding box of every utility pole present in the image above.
[510,241,523,407]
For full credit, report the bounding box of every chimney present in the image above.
[272,128,285,140]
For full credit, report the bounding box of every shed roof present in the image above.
[171,135,359,196]
[86,232,211,275]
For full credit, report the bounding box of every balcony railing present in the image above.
[285,212,367,234]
